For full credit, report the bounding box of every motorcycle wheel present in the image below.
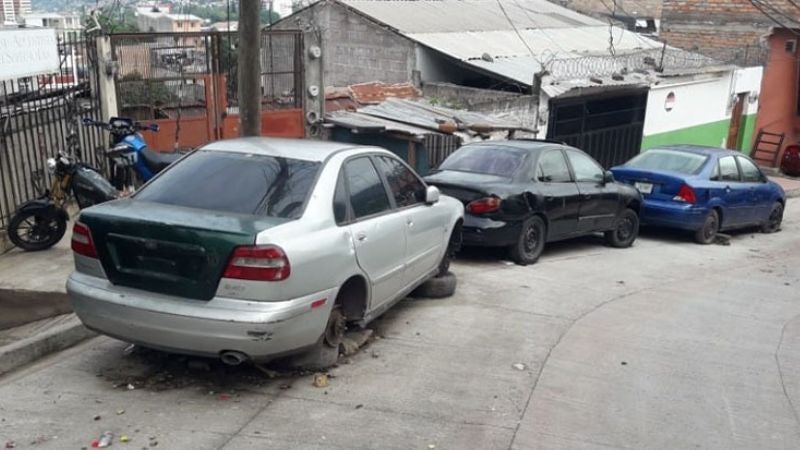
[8,210,67,251]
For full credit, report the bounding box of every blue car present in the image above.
[611,145,785,244]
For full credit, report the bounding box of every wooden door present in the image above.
[727,93,748,150]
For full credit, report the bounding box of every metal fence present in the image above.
[110,30,303,121]
[0,32,106,231]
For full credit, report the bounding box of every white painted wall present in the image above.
[643,73,732,137]
[732,66,762,118]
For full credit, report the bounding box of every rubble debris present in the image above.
[93,415,102,421]
[340,329,374,356]
[117,409,125,415]
[123,344,136,355]
[218,394,231,401]
[512,363,526,371]
[312,373,330,388]
[355,404,364,409]
[127,384,136,391]
[621,361,628,366]
[187,360,211,372]
[714,234,731,246]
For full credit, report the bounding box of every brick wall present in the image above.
[661,0,782,66]
[274,1,416,87]
[556,0,662,18]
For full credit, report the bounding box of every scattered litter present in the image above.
[123,344,136,355]
[279,384,292,390]
[126,383,135,391]
[312,373,330,388]
[93,415,101,421]
[415,332,421,336]
[621,361,628,366]
[616,280,625,285]
[116,409,125,415]
[91,431,113,448]
[428,445,436,449]
[120,435,131,443]
[502,260,515,265]
[355,404,363,409]
[218,394,231,401]
[785,282,791,286]
[370,351,379,359]
[5,441,15,449]
[148,436,158,447]
[512,363,526,371]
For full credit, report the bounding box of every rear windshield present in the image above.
[135,150,320,219]
[625,149,708,174]
[438,145,527,178]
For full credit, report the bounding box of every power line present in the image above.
[507,0,569,55]
[749,0,800,34]
[494,0,540,63]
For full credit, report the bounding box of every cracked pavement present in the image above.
[2,199,800,449]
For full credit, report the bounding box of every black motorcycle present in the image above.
[7,137,118,251]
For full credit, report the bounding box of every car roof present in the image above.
[649,144,742,157]
[465,139,565,152]
[201,137,360,162]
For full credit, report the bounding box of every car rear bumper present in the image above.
[67,271,336,362]
[640,199,708,230]
[462,214,521,247]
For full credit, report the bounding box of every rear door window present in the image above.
[333,171,349,224]
[376,156,426,208]
[135,150,320,219]
[344,157,392,219]
[718,156,740,182]
[737,156,762,182]
[537,150,572,182]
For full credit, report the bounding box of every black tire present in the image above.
[694,209,720,245]
[8,210,67,251]
[604,208,639,248]
[761,202,783,234]
[283,307,345,370]
[437,224,462,277]
[411,271,457,299]
[509,216,546,265]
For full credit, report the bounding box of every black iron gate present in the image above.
[0,32,106,233]
[547,90,648,168]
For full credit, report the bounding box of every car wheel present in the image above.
[604,208,639,248]
[283,307,345,370]
[411,271,457,299]
[694,209,720,244]
[761,202,783,234]
[509,216,546,265]
[437,225,462,277]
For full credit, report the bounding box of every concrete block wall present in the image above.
[274,1,416,87]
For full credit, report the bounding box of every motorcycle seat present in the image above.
[140,147,184,174]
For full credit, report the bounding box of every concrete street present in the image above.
[1,200,800,449]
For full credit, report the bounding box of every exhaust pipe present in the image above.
[220,351,248,366]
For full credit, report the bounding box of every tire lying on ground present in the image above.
[410,272,457,299]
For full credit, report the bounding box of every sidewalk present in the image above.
[0,232,94,376]
[770,174,800,197]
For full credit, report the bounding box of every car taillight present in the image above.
[71,222,97,258]
[223,245,290,281]
[466,197,502,214]
[673,184,697,204]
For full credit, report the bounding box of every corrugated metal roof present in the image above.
[341,0,602,33]
[326,98,530,138]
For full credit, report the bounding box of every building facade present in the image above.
[1,0,30,24]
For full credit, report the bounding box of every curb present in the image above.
[786,189,800,199]
[0,314,96,376]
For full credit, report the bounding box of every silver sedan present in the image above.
[67,138,464,366]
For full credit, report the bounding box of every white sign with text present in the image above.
[0,28,59,81]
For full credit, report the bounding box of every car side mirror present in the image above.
[425,185,440,204]
[603,170,615,184]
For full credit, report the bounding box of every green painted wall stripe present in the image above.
[640,114,758,154]
[641,119,730,150]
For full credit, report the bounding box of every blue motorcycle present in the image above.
[82,117,184,190]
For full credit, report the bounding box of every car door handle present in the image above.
[725,186,731,193]
[356,232,367,242]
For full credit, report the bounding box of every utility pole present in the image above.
[238,0,261,136]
